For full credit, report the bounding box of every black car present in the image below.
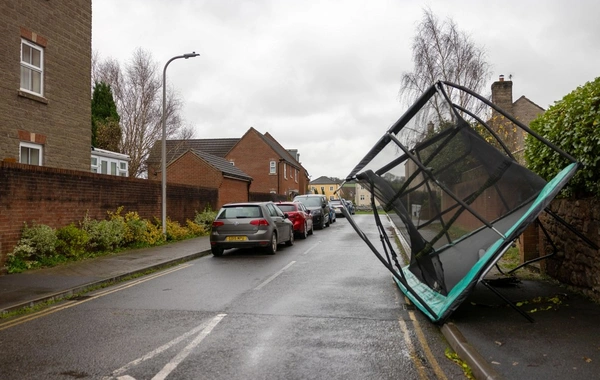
[293,194,330,229]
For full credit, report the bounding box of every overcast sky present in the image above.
[92,0,599,180]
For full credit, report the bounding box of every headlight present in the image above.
[312,209,321,216]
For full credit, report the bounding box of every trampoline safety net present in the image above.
[343,81,579,324]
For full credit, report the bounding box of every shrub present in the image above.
[525,77,600,197]
[140,220,165,245]
[7,224,58,273]
[194,205,217,230]
[186,219,206,236]
[82,215,125,251]
[56,223,89,258]
[165,218,190,241]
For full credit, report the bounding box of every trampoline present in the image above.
[342,81,590,324]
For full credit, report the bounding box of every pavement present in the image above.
[1,235,600,379]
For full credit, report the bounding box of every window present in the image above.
[19,142,42,165]
[329,186,334,191]
[119,162,128,176]
[284,163,287,179]
[269,160,276,174]
[360,195,365,201]
[91,157,98,173]
[101,160,108,174]
[295,169,298,183]
[20,40,44,96]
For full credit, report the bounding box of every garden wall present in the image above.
[0,162,218,267]
[539,198,600,303]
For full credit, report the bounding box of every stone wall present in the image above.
[539,198,600,302]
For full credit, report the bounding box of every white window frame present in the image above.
[283,163,287,179]
[295,169,298,183]
[19,142,43,165]
[91,157,98,173]
[269,160,276,174]
[20,39,44,96]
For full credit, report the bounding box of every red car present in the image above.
[276,201,314,239]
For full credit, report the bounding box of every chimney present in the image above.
[491,74,513,115]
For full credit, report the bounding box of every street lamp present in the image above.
[162,52,199,235]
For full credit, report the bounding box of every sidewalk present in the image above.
[1,235,599,379]
[0,236,211,314]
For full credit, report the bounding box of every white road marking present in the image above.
[254,261,296,290]
[151,313,226,380]
[302,241,321,255]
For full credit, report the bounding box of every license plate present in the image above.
[226,236,248,241]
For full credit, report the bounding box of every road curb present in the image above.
[441,322,504,380]
[1,250,211,315]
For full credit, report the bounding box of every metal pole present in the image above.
[162,52,199,236]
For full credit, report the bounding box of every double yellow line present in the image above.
[0,264,192,331]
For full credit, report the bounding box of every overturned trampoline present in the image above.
[342,81,590,324]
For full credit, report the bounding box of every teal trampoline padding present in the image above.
[394,162,579,322]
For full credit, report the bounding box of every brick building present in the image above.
[147,128,310,200]
[0,0,92,171]
[166,149,252,207]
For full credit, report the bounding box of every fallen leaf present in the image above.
[491,361,501,365]
[495,341,503,346]
[584,357,592,363]
[513,362,519,366]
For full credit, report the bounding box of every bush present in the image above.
[7,224,58,273]
[526,77,600,197]
[194,205,217,230]
[56,223,89,258]
[82,215,125,251]
[165,218,191,241]
[140,220,165,246]
[186,219,206,236]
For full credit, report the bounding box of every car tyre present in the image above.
[300,222,308,239]
[266,233,277,255]
[211,247,224,257]
[308,223,314,235]
[326,216,330,227]
[286,228,294,246]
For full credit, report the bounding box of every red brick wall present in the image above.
[226,132,279,194]
[0,0,92,171]
[219,177,249,206]
[0,162,217,265]
[167,152,222,188]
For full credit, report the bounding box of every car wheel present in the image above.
[308,223,314,235]
[326,215,330,227]
[211,247,224,257]
[266,233,277,255]
[286,228,294,246]
[319,217,325,230]
[300,222,308,239]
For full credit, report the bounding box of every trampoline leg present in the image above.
[481,280,535,323]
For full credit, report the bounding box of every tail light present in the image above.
[250,219,269,226]
[212,221,225,227]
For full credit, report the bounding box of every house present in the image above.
[223,127,309,198]
[146,138,240,179]
[0,1,92,171]
[146,128,309,200]
[166,149,252,207]
[309,176,344,200]
[91,147,130,176]
[490,75,545,163]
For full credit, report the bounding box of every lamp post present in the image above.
[162,52,199,235]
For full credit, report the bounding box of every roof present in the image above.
[309,176,343,185]
[188,149,252,181]
[147,138,240,164]
[513,95,545,112]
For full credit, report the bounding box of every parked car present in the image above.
[276,201,314,239]
[210,202,294,256]
[343,199,356,214]
[293,194,330,229]
[330,199,346,216]
[328,201,336,223]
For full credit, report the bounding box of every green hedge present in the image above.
[525,77,600,197]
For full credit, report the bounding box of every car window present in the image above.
[295,196,323,207]
[277,204,296,212]
[218,206,262,219]
[266,203,282,217]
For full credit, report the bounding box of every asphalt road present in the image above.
[0,215,464,380]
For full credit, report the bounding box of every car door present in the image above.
[266,203,288,243]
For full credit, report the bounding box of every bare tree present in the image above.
[400,9,491,129]
[94,48,185,177]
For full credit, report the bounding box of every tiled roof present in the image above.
[147,138,240,164]
[309,176,342,185]
[189,149,252,181]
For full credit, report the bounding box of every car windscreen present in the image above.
[276,205,296,212]
[295,197,322,207]
[217,206,263,219]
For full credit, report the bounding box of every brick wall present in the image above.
[0,162,218,266]
[219,177,249,206]
[167,152,222,188]
[0,0,92,171]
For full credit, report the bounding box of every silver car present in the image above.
[210,202,294,256]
